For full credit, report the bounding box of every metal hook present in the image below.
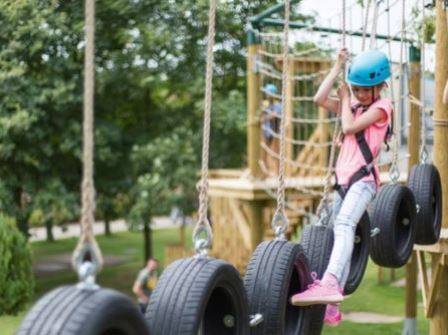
[193,221,213,256]
[271,211,288,240]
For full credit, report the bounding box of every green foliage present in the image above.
[130,126,199,220]
[411,4,436,44]
[28,180,78,228]
[0,0,292,231]
[0,215,34,316]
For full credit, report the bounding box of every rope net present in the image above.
[254,0,433,219]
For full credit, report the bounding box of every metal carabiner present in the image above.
[193,220,213,257]
[271,211,289,240]
[389,163,400,184]
[73,242,101,290]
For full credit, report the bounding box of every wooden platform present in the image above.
[208,172,408,200]
[414,229,448,318]
[414,229,448,254]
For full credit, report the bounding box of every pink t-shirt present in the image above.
[335,98,393,188]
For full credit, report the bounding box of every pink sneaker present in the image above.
[290,273,343,306]
[324,304,342,326]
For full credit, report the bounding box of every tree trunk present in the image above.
[143,219,152,263]
[104,215,111,236]
[14,187,29,238]
[17,214,29,239]
[45,220,54,242]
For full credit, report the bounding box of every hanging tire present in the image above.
[243,240,313,334]
[408,164,442,245]
[300,225,334,335]
[370,184,416,268]
[344,213,370,296]
[17,286,149,335]
[145,257,249,335]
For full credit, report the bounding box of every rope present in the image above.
[316,0,346,218]
[419,0,428,163]
[271,0,291,239]
[386,0,396,111]
[258,161,326,196]
[385,0,402,181]
[369,0,381,49]
[342,0,347,49]
[258,47,320,59]
[72,0,104,276]
[388,0,406,183]
[362,0,373,51]
[192,0,216,255]
[261,108,338,124]
[261,126,333,147]
[408,94,433,114]
[257,61,329,81]
[433,118,448,127]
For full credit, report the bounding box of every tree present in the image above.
[28,180,78,242]
[0,0,281,240]
[128,173,170,262]
[0,215,34,315]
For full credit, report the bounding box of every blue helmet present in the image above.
[347,50,391,87]
[264,83,278,95]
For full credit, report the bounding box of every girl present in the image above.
[291,49,393,327]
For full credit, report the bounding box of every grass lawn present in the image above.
[1,227,429,334]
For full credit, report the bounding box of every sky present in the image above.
[293,0,435,71]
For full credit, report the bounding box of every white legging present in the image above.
[325,180,376,287]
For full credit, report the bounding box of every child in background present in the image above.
[133,258,159,314]
[261,84,282,171]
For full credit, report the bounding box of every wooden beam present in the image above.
[430,2,448,333]
[416,251,429,313]
[228,199,252,250]
[405,45,421,322]
[248,44,262,178]
[427,254,444,318]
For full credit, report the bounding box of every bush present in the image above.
[0,215,34,315]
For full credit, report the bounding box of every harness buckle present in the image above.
[361,163,374,175]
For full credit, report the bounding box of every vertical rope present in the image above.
[275,0,291,217]
[420,0,428,163]
[369,0,381,49]
[386,0,396,110]
[388,0,405,183]
[72,0,103,271]
[316,0,346,218]
[193,0,216,253]
[342,0,347,50]
[362,0,372,51]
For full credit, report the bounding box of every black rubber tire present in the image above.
[17,286,149,335]
[243,240,313,335]
[370,184,417,268]
[300,225,334,335]
[344,213,370,296]
[145,257,249,335]
[408,164,442,245]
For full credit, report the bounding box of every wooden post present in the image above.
[247,29,262,178]
[245,200,265,251]
[430,2,448,334]
[318,61,330,171]
[403,45,421,335]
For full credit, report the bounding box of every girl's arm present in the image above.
[313,48,347,114]
[339,83,387,134]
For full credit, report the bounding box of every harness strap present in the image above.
[334,103,381,198]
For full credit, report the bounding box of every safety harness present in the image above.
[334,101,392,199]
